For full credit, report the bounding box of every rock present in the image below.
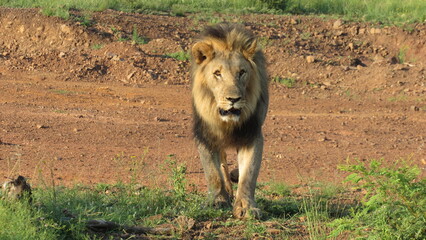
[306,55,315,63]
[36,124,48,129]
[60,24,72,34]
[58,52,66,58]
[335,30,344,36]
[1,176,32,203]
[267,229,281,235]
[18,25,25,33]
[347,42,354,51]
[370,28,382,34]
[323,81,332,86]
[350,58,365,67]
[333,19,343,29]
[410,106,420,111]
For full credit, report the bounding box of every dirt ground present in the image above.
[0,8,425,190]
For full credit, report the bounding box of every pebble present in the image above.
[333,19,343,29]
[410,106,419,111]
[36,124,48,129]
[306,55,315,63]
[347,42,354,51]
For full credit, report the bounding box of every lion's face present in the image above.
[203,52,252,122]
[191,39,261,126]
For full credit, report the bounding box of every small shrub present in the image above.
[397,46,409,64]
[166,155,187,200]
[74,15,93,27]
[329,159,426,239]
[41,7,70,19]
[91,44,104,50]
[166,51,190,61]
[272,76,296,88]
[132,26,148,45]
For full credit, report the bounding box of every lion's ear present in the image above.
[243,39,257,60]
[192,42,214,64]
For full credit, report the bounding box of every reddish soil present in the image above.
[1,8,425,189]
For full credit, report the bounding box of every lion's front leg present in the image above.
[197,142,232,207]
[234,135,263,219]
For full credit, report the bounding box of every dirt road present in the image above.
[1,8,425,188]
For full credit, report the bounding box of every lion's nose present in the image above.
[227,97,241,104]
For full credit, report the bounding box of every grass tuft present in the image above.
[272,76,297,88]
[166,51,191,61]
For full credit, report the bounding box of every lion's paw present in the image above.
[233,198,261,219]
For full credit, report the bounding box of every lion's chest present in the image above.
[194,111,261,149]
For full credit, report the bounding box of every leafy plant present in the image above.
[166,154,187,200]
[166,51,190,61]
[132,25,148,45]
[41,6,70,19]
[272,76,296,88]
[74,15,93,27]
[397,46,409,64]
[91,43,104,50]
[329,159,426,239]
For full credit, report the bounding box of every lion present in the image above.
[190,23,269,219]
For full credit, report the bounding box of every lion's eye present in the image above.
[214,70,221,77]
[239,69,246,77]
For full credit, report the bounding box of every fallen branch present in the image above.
[86,219,174,235]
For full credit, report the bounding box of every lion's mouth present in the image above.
[219,108,241,117]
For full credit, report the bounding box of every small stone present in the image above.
[58,52,66,58]
[323,81,331,86]
[111,55,121,61]
[370,28,381,34]
[410,106,419,111]
[60,24,72,34]
[266,229,281,235]
[36,124,48,129]
[333,19,343,29]
[335,30,344,36]
[347,42,354,51]
[318,137,329,142]
[306,56,315,63]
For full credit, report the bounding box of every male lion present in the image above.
[190,24,268,219]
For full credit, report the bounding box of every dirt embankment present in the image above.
[0,8,425,187]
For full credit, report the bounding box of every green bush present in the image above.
[329,159,426,239]
[166,51,191,61]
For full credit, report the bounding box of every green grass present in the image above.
[1,158,424,239]
[131,25,148,45]
[329,159,426,239]
[1,0,425,24]
[49,89,76,95]
[397,45,409,63]
[90,43,104,50]
[166,51,191,61]
[272,76,297,88]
